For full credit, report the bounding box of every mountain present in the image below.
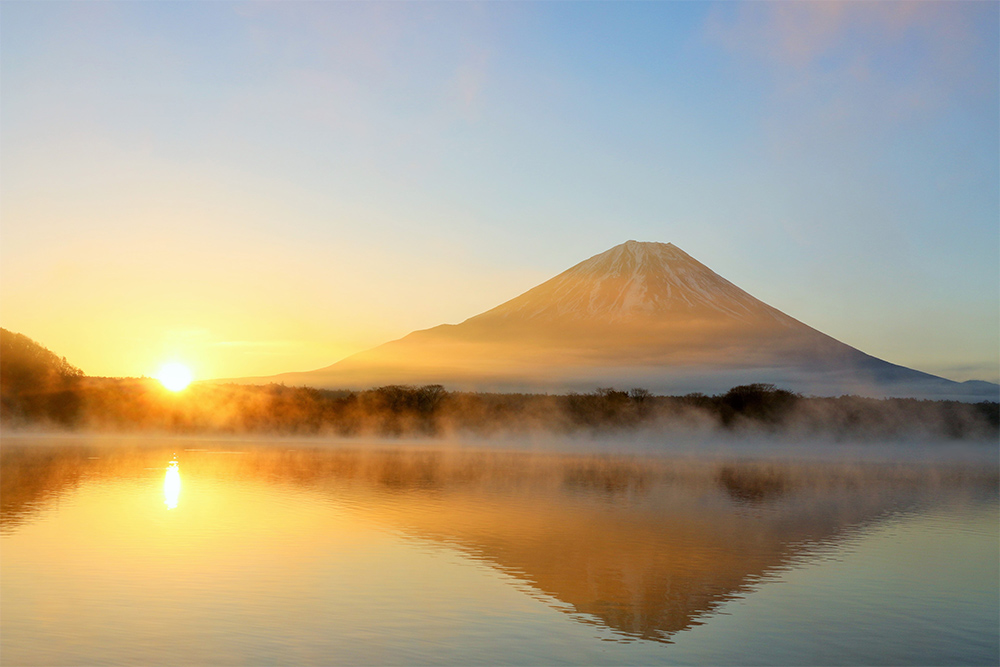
[248,241,998,400]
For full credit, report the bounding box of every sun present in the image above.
[156,362,193,392]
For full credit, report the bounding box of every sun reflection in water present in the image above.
[164,460,180,510]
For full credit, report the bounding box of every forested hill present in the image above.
[1,328,996,440]
[1,328,84,424]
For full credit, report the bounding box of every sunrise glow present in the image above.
[164,460,180,510]
[156,362,193,392]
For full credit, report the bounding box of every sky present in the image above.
[1,1,997,384]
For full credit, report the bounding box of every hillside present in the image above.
[251,241,997,400]
[0,328,84,424]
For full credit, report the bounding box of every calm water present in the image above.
[1,436,997,666]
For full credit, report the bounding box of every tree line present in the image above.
[4,377,997,440]
[2,328,996,440]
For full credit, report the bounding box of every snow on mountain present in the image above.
[473,241,792,325]
[238,241,998,400]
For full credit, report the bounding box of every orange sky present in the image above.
[1,2,997,383]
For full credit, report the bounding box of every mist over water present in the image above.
[1,435,997,665]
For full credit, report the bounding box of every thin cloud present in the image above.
[706,1,996,123]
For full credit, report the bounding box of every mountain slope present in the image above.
[471,241,792,325]
[1,328,84,396]
[250,242,997,400]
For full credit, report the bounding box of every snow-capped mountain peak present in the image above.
[235,239,997,400]
[472,241,792,326]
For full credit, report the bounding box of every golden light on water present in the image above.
[164,461,180,510]
[156,362,193,392]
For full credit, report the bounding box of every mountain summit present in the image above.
[470,241,795,326]
[254,241,995,399]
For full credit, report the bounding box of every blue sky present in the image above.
[1,1,997,382]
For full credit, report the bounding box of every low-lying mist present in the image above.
[5,439,996,533]
[2,377,997,445]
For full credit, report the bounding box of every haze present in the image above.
[1,2,997,384]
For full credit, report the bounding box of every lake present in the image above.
[1,436,997,665]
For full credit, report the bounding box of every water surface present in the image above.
[2,437,997,665]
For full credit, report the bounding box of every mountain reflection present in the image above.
[2,440,995,642]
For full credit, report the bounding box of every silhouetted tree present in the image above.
[720,384,799,426]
